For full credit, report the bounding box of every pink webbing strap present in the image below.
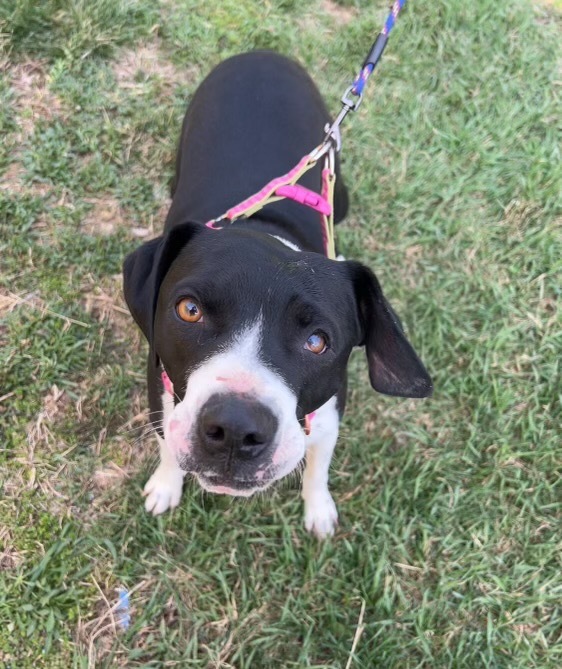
[275,184,331,216]
[161,370,174,396]
[206,142,337,259]
[225,152,312,221]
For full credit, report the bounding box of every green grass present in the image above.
[1,0,561,666]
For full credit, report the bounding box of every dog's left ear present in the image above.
[123,221,202,353]
[347,261,433,398]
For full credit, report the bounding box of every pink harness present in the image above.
[161,369,174,396]
[205,142,337,260]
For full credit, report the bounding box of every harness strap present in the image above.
[275,184,331,216]
[321,165,336,261]
[207,152,313,225]
[206,143,338,259]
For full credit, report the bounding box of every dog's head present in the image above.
[123,222,431,495]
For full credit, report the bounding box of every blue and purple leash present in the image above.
[209,1,409,258]
[314,0,407,158]
[351,0,407,98]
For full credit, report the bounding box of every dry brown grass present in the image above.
[112,41,185,94]
[0,59,64,199]
[321,0,356,24]
[81,196,127,236]
[299,0,356,37]
[8,59,63,139]
[0,528,23,570]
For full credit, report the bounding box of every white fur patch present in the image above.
[143,433,185,515]
[270,234,301,252]
[164,319,305,489]
[144,325,342,530]
[302,395,340,538]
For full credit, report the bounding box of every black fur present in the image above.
[123,51,432,437]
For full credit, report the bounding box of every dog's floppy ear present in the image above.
[348,261,433,398]
[123,221,202,352]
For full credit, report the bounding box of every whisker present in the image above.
[119,424,162,437]
[130,433,159,450]
[135,425,163,438]
[118,420,164,437]
[118,410,163,429]
[128,426,164,446]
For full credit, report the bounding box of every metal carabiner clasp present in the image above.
[341,84,364,112]
[309,135,334,163]
[320,85,363,152]
[309,82,363,162]
[313,108,346,161]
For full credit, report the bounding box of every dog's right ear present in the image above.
[123,222,201,353]
[347,260,433,399]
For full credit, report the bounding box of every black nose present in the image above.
[198,394,278,460]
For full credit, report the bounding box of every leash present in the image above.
[206,0,408,259]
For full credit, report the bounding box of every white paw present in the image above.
[304,491,338,539]
[143,464,185,515]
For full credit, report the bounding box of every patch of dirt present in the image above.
[512,622,541,637]
[89,406,156,515]
[112,41,185,93]
[152,190,172,230]
[320,0,357,24]
[77,578,157,666]
[0,291,19,317]
[1,60,63,198]
[0,160,53,198]
[0,162,26,191]
[500,199,541,239]
[81,272,139,344]
[3,383,78,517]
[7,59,63,140]
[81,187,169,238]
[26,385,71,454]
[0,528,23,570]
[533,0,562,25]
[93,461,130,491]
[299,0,356,35]
[81,196,126,236]
[535,0,562,8]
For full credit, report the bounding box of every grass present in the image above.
[0,0,560,666]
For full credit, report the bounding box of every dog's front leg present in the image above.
[143,434,185,515]
[301,396,340,539]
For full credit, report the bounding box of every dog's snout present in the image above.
[198,394,278,460]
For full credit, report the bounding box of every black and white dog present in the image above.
[123,51,432,538]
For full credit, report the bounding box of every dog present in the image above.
[123,51,432,538]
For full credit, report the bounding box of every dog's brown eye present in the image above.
[176,298,203,323]
[305,332,328,355]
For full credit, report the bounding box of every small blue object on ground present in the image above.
[116,587,131,630]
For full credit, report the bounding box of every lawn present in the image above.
[0,0,560,667]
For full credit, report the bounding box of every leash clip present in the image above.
[341,85,364,112]
[310,110,346,162]
[311,84,362,162]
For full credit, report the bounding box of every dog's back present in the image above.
[166,51,348,235]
